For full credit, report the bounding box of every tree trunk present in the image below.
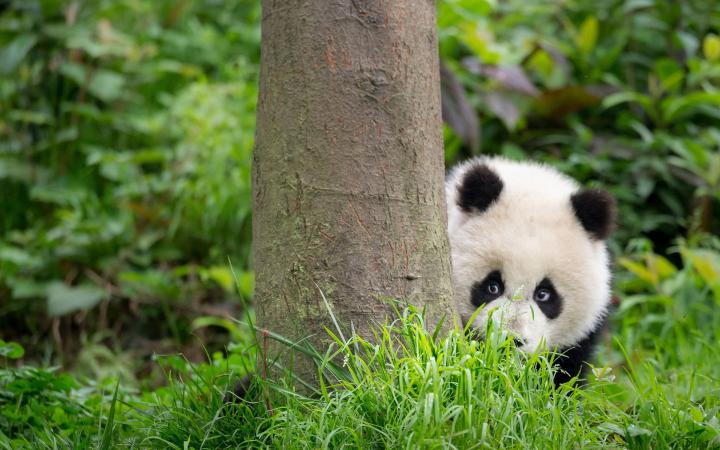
[253,0,453,385]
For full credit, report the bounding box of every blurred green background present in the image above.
[2,1,720,447]
[1,0,719,386]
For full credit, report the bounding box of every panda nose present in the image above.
[513,337,525,347]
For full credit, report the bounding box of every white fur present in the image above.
[446,157,611,351]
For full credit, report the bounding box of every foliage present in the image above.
[0,313,256,449]
[0,0,259,358]
[600,236,720,448]
[438,0,720,249]
[611,235,720,383]
[3,252,720,449]
[0,339,108,448]
[1,0,720,447]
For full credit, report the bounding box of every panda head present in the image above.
[446,157,616,353]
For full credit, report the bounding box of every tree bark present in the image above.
[253,0,453,385]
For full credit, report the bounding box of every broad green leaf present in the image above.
[528,49,554,77]
[626,424,653,437]
[236,271,255,300]
[192,317,244,341]
[653,58,684,93]
[602,91,653,112]
[617,294,671,314]
[0,159,49,183]
[7,110,53,125]
[460,23,502,64]
[0,34,37,75]
[597,422,625,437]
[88,70,125,102]
[206,266,235,292]
[703,34,720,61]
[685,250,720,287]
[675,30,700,58]
[618,257,658,286]
[661,92,720,123]
[0,246,43,268]
[9,279,49,299]
[576,16,598,55]
[0,340,25,359]
[47,282,107,316]
[59,62,125,103]
[645,253,678,279]
[690,406,705,423]
[30,184,89,205]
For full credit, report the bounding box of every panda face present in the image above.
[446,157,615,353]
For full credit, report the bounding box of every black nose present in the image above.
[513,338,525,347]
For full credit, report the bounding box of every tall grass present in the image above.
[4,241,720,448]
[124,281,720,449]
[117,308,640,448]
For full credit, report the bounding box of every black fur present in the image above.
[533,278,562,320]
[553,319,606,386]
[470,270,504,307]
[570,189,617,240]
[223,374,253,404]
[457,163,504,213]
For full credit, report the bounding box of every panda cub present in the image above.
[446,156,616,385]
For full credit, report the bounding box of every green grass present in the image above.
[2,239,720,449]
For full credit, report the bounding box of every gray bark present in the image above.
[252,0,453,385]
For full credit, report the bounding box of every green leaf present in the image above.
[703,34,720,61]
[192,317,244,341]
[205,266,235,292]
[236,271,255,300]
[9,279,49,299]
[653,58,684,93]
[0,246,43,269]
[690,406,705,423]
[576,16,598,55]
[602,91,654,118]
[661,92,720,123]
[0,340,25,359]
[30,183,89,205]
[626,424,652,437]
[0,34,37,75]
[100,381,120,450]
[59,62,125,103]
[46,282,107,316]
[646,253,678,279]
[685,250,720,288]
[597,422,625,437]
[0,159,49,183]
[88,70,125,102]
[618,257,658,286]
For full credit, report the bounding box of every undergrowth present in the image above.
[2,239,720,449]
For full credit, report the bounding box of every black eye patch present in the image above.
[470,270,504,307]
[533,278,562,319]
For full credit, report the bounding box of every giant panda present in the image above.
[446,156,616,385]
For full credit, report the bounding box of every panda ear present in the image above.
[456,164,503,213]
[570,188,617,240]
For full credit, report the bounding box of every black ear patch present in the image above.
[457,164,503,213]
[570,189,617,240]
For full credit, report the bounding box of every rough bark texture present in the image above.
[253,0,453,384]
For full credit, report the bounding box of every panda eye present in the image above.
[533,278,562,320]
[470,270,505,307]
[534,288,552,302]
